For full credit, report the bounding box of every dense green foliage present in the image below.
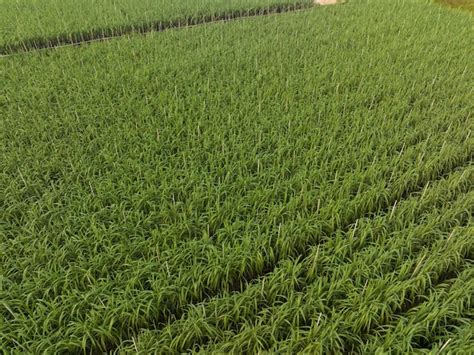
[1,0,473,352]
[120,168,474,353]
[0,0,311,53]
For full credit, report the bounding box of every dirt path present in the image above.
[314,0,339,5]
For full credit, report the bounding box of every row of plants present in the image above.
[1,0,472,352]
[120,166,473,353]
[0,0,312,54]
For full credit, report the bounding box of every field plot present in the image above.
[1,0,473,353]
[0,0,312,54]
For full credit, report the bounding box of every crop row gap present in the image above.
[0,2,314,56]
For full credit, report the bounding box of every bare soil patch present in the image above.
[314,0,339,5]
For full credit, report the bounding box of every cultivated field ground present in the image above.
[437,0,474,12]
[0,0,473,353]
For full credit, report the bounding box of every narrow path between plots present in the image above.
[0,1,342,57]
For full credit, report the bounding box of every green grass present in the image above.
[0,0,312,53]
[1,0,473,352]
[119,167,473,353]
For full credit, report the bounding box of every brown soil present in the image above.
[314,0,339,4]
